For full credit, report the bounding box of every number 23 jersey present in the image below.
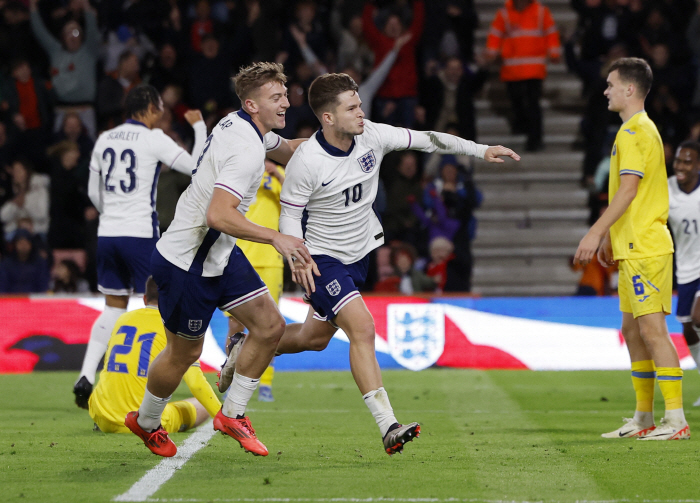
[90,120,189,238]
[280,120,413,264]
[668,175,700,284]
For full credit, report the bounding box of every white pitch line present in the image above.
[113,420,216,503]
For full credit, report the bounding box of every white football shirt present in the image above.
[156,110,282,277]
[279,120,487,264]
[668,176,700,284]
[89,119,206,238]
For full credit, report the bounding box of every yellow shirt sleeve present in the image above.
[183,363,221,418]
[617,127,646,178]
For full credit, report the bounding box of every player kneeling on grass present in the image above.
[575,57,689,440]
[89,277,221,434]
[219,73,520,455]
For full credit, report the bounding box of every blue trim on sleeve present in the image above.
[619,170,644,178]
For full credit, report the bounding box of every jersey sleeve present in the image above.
[279,154,313,239]
[152,129,190,168]
[214,144,261,202]
[618,129,646,178]
[265,132,283,152]
[363,120,412,154]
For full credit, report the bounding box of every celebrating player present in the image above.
[89,277,220,433]
[244,73,517,455]
[219,159,287,402]
[668,141,700,406]
[126,62,311,458]
[575,57,689,440]
[74,84,207,408]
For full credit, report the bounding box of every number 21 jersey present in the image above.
[668,175,700,284]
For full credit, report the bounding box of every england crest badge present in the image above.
[326,279,342,296]
[357,150,376,173]
[188,319,203,332]
[387,304,445,371]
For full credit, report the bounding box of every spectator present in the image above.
[50,258,90,293]
[189,0,216,53]
[29,0,99,139]
[425,236,470,292]
[51,112,93,169]
[279,0,328,74]
[188,34,235,115]
[0,58,54,171]
[382,151,423,246]
[419,56,487,140]
[422,0,479,62]
[0,228,50,293]
[337,15,375,76]
[391,244,436,294]
[0,157,49,241]
[363,0,424,127]
[102,24,156,75]
[147,43,187,93]
[343,33,412,120]
[484,0,561,151]
[0,2,46,70]
[97,51,142,130]
[46,140,91,249]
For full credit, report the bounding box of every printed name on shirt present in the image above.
[107,131,140,141]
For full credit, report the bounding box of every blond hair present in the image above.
[232,62,287,103]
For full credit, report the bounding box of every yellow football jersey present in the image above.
[89,306,220,426]
[237,166,284,269]
[608,111,673,260]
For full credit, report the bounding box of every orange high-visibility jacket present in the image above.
[486,0,561,81]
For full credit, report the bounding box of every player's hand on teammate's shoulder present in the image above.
[184,110,204,126]
[484,145,520,163]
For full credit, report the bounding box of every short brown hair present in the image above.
[608,57,653,97]
[308,73,359,118]
[232,62,287,102]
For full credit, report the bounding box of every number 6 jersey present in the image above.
[89,118,207,239]
[668,175,700,284]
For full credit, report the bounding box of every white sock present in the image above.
[79,305,126,383]
[633,411,654,427]
[137,388,171,431]
[363,387,398,437]
[222,372,259,417]
[665,408,686,425]
[689,333,700,373]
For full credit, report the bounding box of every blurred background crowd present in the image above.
[0,0,697,296]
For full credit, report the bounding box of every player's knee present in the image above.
[250,314,286,345]
[351,320,376,346]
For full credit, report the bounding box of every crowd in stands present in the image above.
[0,0,486,295]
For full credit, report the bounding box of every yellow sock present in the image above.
[656,367,683,410]
[260,365,274,388]
[631,360,655,413]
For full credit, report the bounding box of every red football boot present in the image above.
[213,410,268,456]
[125,411,177,457]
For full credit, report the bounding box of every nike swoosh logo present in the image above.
[321,178,336,187]
[619,430,633,437]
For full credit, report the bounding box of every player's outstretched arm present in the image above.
[267,138,308,165]
[207,188,312,267]
[483,145,521,163]
[169,110,207,176]
[574,174,639,265]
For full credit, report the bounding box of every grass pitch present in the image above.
[2,369,700,503]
